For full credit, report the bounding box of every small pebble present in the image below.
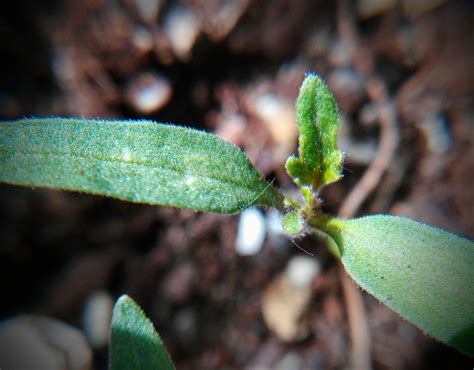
[359,102,379,126]
[174,308,197,344]
[286,255,320,289]
[135,0,162,22]
[261,256,320,342]
[82,290,114,349]
[132,25,154,54]
[214,113,247,146]
[125,72,172,114]
[163,6,201,61]
[52,47,76,85]
[235,207,266,256]
[252,93,296,145]
[262,273,312,342]
[248,92,298,162]
[417,112,451,154]
[0,315,92,370]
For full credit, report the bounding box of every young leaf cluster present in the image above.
[286,74,474,357]
[0,73,473,362]
[285,73,343,190]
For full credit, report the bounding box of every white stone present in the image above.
[126,73,172,114]
[136,0,162,22]
[286,255,320,289]
[418,113,451,154]
[252,93,296,146]
[82,290,114,349]
[0,315,92,370]
[266,208,285,237]
[163,6,201,60]
[235,207,266,256]
[132,26,154,54]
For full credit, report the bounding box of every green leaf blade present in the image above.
[110,295,175,370]
[313,215,474,356]
[0,118,284,213]
[286,73,342,189]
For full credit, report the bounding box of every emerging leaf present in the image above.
[310,215,474,356]
[110,295,175,370]
[0,118,284,213]
[285,73,343,190]
[282,211,304,235]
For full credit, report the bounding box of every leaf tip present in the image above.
[114,294,132,309]
[287,72,343,191]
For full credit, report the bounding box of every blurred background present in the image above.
[0,0,473,369]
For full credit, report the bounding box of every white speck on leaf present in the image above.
[121,147,131,161]
[186,176,195,188]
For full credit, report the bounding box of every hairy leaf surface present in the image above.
[0,118,284,213]
[310,215,474,356]
[281,211,303,235]
[285,73,342,189]
[110,295,175,370]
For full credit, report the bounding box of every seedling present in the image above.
[1,74,472,368]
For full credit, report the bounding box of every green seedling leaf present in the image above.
[282,211,304,235]
[285,73,343,190]
[0,118,284,213]
[310,215,474,356]
[110,295,175,370]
